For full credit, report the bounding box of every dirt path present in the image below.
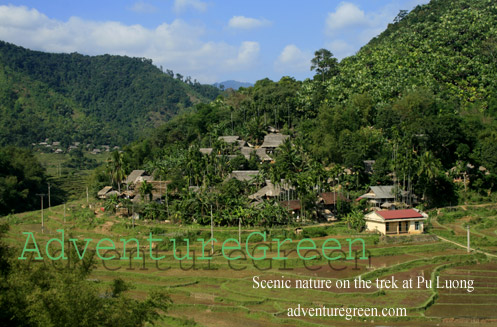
[436,235,497,258]
[430,204,497,258]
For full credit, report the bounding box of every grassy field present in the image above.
[429,204,497,255]
[2,202,497,326]
[36,152,109,200]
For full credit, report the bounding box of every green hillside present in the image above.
[0,41,220,147]
[326,0,497,109]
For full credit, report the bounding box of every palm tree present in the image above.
[417,151,442,202]
[107,151,126,193]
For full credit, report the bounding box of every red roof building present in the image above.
[376,209,424,220]
[364,209,427,235]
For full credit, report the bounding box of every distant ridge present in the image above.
[213,80,253,90]
[0,40,220,146]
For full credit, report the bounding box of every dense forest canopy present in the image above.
[0,41,220,147]
[326,0,497,107]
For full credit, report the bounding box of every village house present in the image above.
[358,185,412,209]
[97,186,119,199]
[240,146,255,160]
[279,199,301,217]
[255,147,273,162]
[317,192,349,221]
[218,135,242,145]
[218,135,246,152]
[364,209,428,235]
[125,170,151,189]
[226,170,260,183]
[199,148,213,155]
[260,133,289,155]
[248,180,294,201]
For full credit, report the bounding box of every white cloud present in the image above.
[274,44,312,73]
[129,1,157,14]
[0,5,49,29]
[326,2,369,33]
[0,4,258,83]
[173,0,207,13]
[226,41,260,68]
[228,16,271,30]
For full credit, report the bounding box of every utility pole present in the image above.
[165,182,170,220]
[239,218,241,245]
[210,205,214,255]
[467,225,470,253]
[86,186,89,206]
[36,194,46,233]
[47,182,51,210]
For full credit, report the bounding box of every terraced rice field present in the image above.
[3,202,497,326]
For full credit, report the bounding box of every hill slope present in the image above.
[327,0,497,110]
[0,41,220,147]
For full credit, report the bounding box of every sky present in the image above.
[0,0,429,84]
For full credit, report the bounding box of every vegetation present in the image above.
[2,1,497,324]
[0,147,55,215]
[0,223,171,326]
[0,40,220,147]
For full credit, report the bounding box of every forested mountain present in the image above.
[0,41,220,147]
[325,0,497,108]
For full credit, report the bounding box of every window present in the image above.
[415,221,420,230]
[386,222,390,232]
[405,222,409,232]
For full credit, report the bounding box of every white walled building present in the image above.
[365,209,428,235]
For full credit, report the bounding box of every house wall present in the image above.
[365,220,386,234]
[366,219,424,235]
[408,220,424,234]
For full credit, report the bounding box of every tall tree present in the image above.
[417,151,442,203]
[310,49,339,82]
[107,151,126,193]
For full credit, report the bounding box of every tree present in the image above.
[139,180,154,202]
[107,151,126,193]
[310,49,339,82]
[393,10,409,23]
[344,210,365,231]
[416,151,443,204]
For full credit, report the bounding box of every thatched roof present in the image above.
[125,170,146,184]
[227,170,259,182]
[218,136,240,144]
[248,181,293,200]
[98,186,113,196]
[261,133,289,148]
[248,182,282,200]
[240,147,255,159]
[199,148,213,155]
[358,185,410,200]
[256,147,272,161]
